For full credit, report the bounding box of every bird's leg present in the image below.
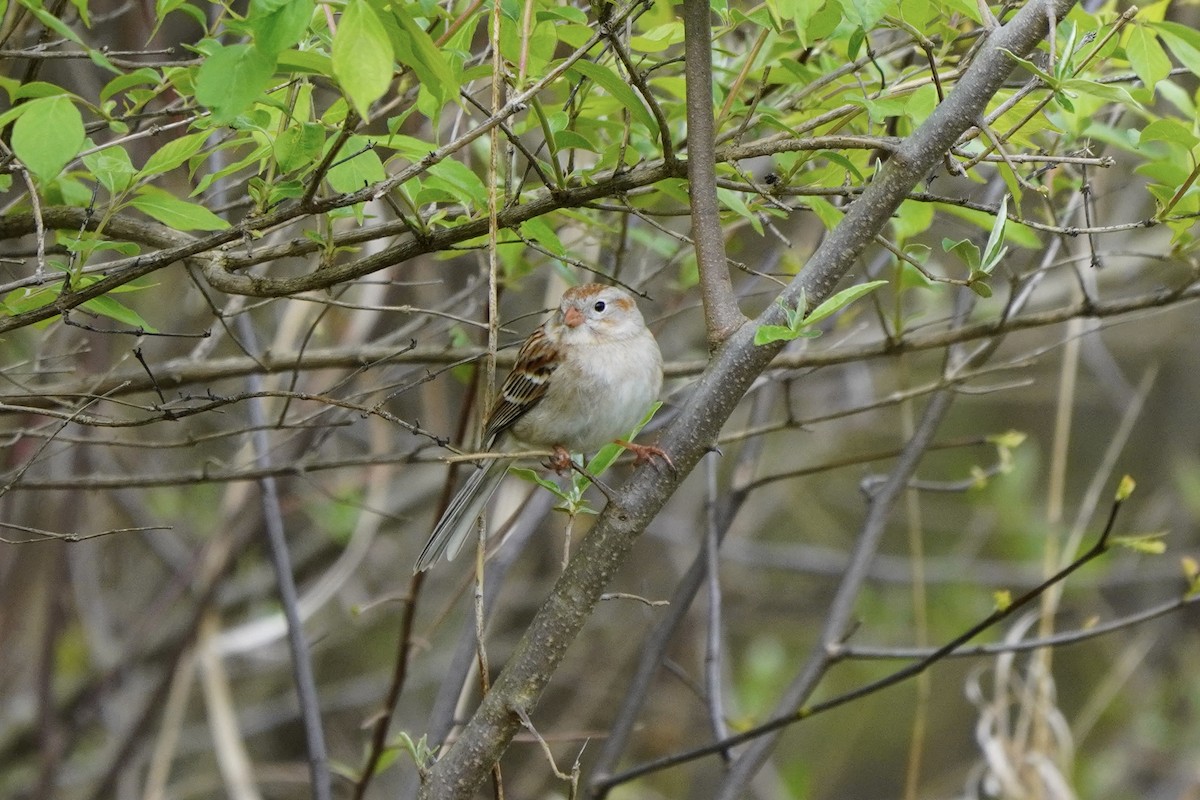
[616,440,675,473]
[545,444,574,474]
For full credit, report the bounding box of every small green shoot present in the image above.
[754,280,888,346]
[992,589,1012,612]
[986,429,1026,474]
[1109,532,1167,555]
[1115,474,1137,502]
[942,196,1009,297]
[1181,556,1200,597]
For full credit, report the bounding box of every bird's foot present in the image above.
[545,445,574,474]
[616,440,675,473]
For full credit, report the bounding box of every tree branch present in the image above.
[682,0,746,346]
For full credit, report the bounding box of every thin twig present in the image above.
[234,314,331,800]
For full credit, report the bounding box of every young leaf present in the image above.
[510,467,566,497]
[803,280,888,328]
[569,59,658,137]
[324,136,385,194]
[754,282,886,346]
[332,0,394,119]
[274,122,326,173]
[1110,533,1167,554]
[81,294,158,331]
[129,186,231,231]
[942,237,981,271]
[195,43,277,123]
[520,217,565,257]
[1139,118,1200,150]
[248,0,314,56]
[753,324,800,346]
[83,144,136,195]
[1116,474,1137,501]
[1153,21,1200,78]
[139,131,210,178]
[993,589,1012,611]
[10,95,85,183]
[999,48,1057,85]
[977,195,1010,277]
[967,279,993,298]
[389,2,457,107]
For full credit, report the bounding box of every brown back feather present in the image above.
[482,325,559,445]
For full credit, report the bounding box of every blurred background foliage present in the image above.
[1,0,1200,796]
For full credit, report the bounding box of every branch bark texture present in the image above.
[420,1,1077,795]
[682,0,745,346]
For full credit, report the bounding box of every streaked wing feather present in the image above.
[483,326,559,443]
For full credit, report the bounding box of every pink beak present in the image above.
[563,306,584,328]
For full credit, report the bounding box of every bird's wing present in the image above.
[482,325,559,445]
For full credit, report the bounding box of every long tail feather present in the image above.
[414,458,513,571]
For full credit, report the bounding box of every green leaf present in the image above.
[892,199,934,242]
[3,282,57,316]
[195,43,277,124]
[1110,533,1167,555]
[753,324,800,346]
[12,80,69,101]
[333,0,394,119]
[10,95,85,183]
[100,68,162,105]
[1139,118,1199,150]
[277,49,333,76]
[248,0,314,55]
[806,196,844,230]
[1126,24,1171,89]
[139,131,210,178]
[274,122,326,172]
[835,0,888,29]
[81,294,158,331]
[718,187,762,234]
[940,204,1041,249]
[583,401,663,479]
[569,59,658,137]
[83,144,137,195]
[999,48,1056,85]
[23,1,87,48]
[943,237,980,272]
[1153,21,1200,78]
[388,2,457,105]
[992,589,1012,612]
[510,466,566,497]
[129,186,231,230]
[324,136,386,194]
[629,21,683,51]
[979,195,1009,273]
[521,217,565,256]
[1060,78,1142,109]
[967,278,993,298]
[804,280,888,328]
[755,282,886,346]
[817,149,865,182]
[426,157,488,207]
[1116,474,1137,501]
[554,129,599,153]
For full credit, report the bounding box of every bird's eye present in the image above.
[593,300,606,312]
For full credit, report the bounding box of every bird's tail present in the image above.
[414,458,513,572]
